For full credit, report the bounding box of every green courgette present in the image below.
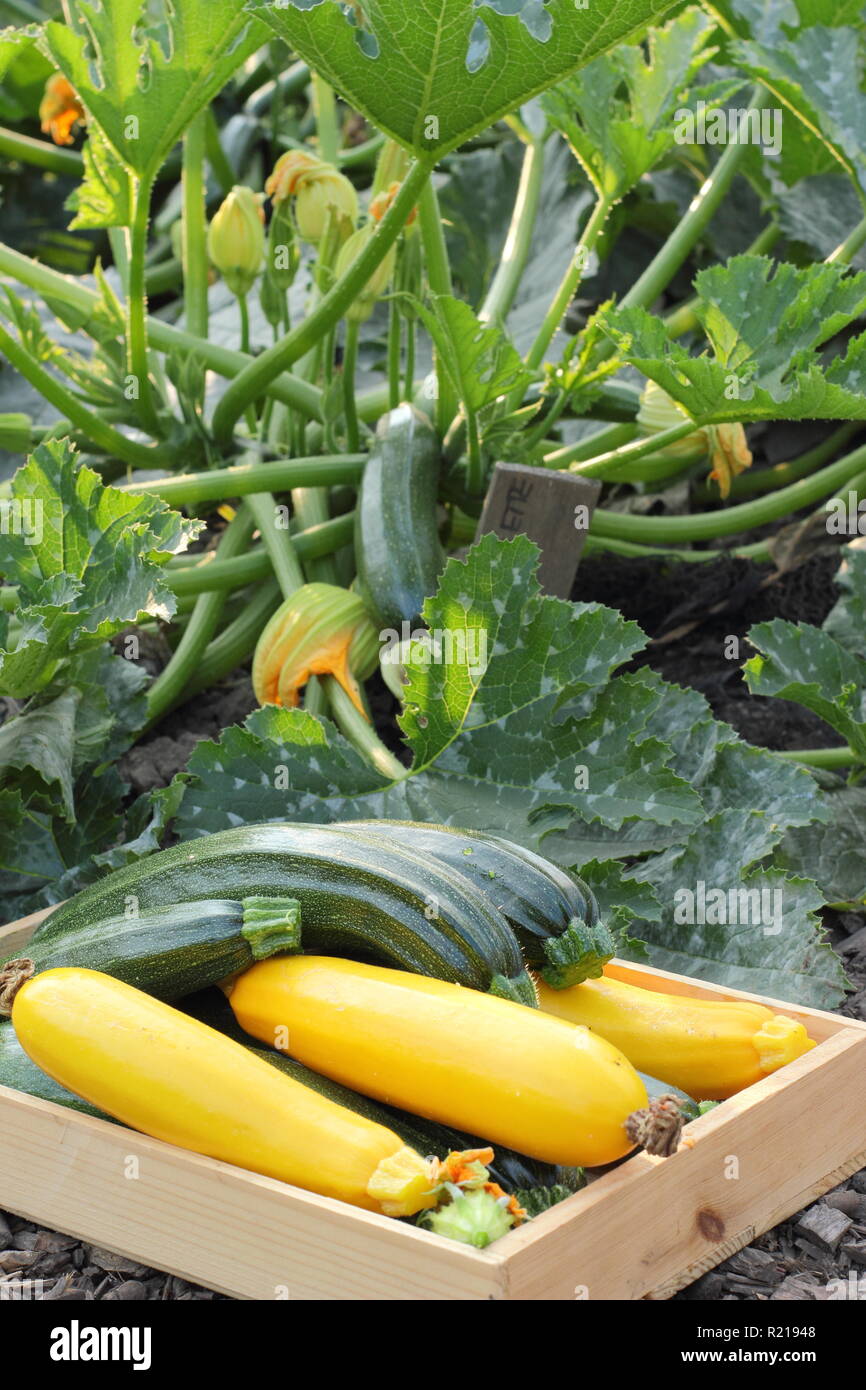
[333,820,612,988]
[182,989,581,1198]
[354,404,444,629]
[0,898,301,1006]
[34,823,536,1005]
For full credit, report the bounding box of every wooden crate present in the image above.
[1,908,865,1301]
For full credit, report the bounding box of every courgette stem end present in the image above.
[241,897,303,961]
[540,919,616,989]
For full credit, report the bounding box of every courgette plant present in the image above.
[0,0,865,1003]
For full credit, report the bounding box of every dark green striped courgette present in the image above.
[34,823,535,1005]
[1,898,301,1006]
[332,820,613,988]
[354,404,444,628]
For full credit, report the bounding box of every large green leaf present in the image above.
[0,439,199,697]
[541,8,736,202]
[42,1,267,179]
[250,0,683,159]
[628,810,845,1006]
[733,26,866,196]
[745,618,866,759]
[599,255,866,424]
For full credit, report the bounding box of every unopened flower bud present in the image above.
[335,222,397,322]
[207,186,265,298]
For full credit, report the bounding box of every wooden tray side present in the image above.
[494,1026,866,1300]
[0,1084,508,1301]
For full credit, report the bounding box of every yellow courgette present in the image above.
[536,974,816,1100]
[224,956,648,1167]
[11,968,434,1216]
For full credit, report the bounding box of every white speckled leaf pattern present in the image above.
[250,0,682,158]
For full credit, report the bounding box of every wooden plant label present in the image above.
[475,462,602,598]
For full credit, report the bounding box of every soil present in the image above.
[3,550,864,1302]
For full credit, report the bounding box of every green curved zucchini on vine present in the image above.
[354,404,445,629]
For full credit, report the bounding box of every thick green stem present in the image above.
[119,453,366,506]
[127,173,161,435]
[182,114,209,340]
[212,158,434,444]
[204,107,235,195]
[829,216,866,266]
[146,508,256,724]
[777,746,859,769]
[583,533,772,564]
[480,135,545,325]
[591,440,866,544]
[342,317,361,453]
[169,513,354,596]
[313,75,340,165]
[691,424,860,503]
[0,241,325,423]
[387,297,402,409]
[621,89,770,313]
[0,321,158,468]
[526,196,613,372]
[185,578,282,698]
[555,419,700,475]
[417,177,457,434]
[245,490,306,598]
[238,293,251,356]
[0,126,82,176]
[321,678,407,781]
[288,490,340,585]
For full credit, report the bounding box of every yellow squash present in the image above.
[224,955,648,1167]
[536,974,816,1100]
[12,968,433,1216]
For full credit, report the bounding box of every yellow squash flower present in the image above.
[266,150,358,245]
[252,584,379,715]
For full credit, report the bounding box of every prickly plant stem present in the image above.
[525,195,614,372]
[182,113,209,340]
[0,321,157,468]
[343,316,361,453]
[127,171,162,436]
[417,177,457,435]
[145,508,257,727]
[211,157,433,443]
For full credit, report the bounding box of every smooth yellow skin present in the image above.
[537,975,816,1101]
[225,956,649,1167]
[12,969,431,1216]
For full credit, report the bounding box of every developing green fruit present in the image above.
[207,186,265,297]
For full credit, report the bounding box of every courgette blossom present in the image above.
[637,380,753,499]
[265,150,358,245]
[39,74,85,146]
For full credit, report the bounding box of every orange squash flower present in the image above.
[39,74,85,147]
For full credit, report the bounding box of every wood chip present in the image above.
[795,1205,854,1252]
